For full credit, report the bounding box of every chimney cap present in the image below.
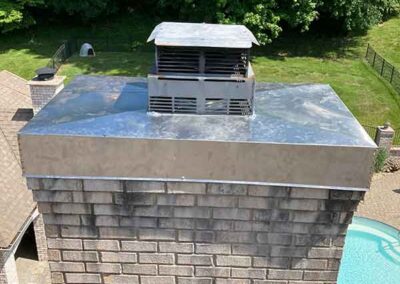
[147,22,259,48]
[35,67,56,81]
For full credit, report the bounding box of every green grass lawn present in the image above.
[59,52,153,84]
[1,15,400,128]
[367,17,400,67]
[0,14,154,80]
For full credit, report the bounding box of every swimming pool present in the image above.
[338,216,400,284]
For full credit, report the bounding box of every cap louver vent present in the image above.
[157,47,200,74]
[204,49,248,76]
[157,47,249,76]
[229,99,252,115]
[147,22,257,115]
[204,98,253,115]
[174,97,197,113]
[149,96,172,113]
[205,98,228,114]
[149,96,197,114]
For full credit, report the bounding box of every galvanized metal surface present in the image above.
[21,75,376,147]
[19,135,374,190]
[147,22,259,48]
[19,75,376,191]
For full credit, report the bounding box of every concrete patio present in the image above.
[356,171,400,229]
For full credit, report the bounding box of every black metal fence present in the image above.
[365,44,400,93]
[47,39,78,70]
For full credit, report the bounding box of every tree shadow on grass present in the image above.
[252,31,366,62]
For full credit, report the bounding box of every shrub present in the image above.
[374,147,389,173]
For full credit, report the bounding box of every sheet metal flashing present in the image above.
[23,175,369,192]
[147,22,259,48]
[19,75,376,191]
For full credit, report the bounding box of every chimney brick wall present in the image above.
[28,76,65,114]
[33,214,48,262]
[27,178,364,284]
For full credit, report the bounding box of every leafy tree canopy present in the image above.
[0,0,43,33]
[45,0,117,19]
[155,0,319,44]
[321,0,400,31]
[0,0,399,43]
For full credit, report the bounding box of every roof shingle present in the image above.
[0,70,35,249]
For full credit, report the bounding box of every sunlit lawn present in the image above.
[367,17,400,67]
[58,52,153,84]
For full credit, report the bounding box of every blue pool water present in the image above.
[338,216,400,284]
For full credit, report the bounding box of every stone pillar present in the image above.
[27,177,365,284]
[375,123,395,151]
[28,76,65,114]
[33,214,48,261]
[0,252,19,284]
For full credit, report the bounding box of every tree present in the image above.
[155,0,319,44]
[1,0,399,43]
[45,0,117,20]
[0,0,43,33]
[320,0,400,32]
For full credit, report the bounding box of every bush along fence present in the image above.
[365,44,400,93]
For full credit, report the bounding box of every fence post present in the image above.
[375,123,395,152]
[372,49,377,67]
[365,43,370,59]
[390,65,395,83]
[381,59,385,76]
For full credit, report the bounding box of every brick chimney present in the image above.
[28,76,66,114]
[18,23,377,283]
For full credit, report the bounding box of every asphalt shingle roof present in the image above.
[0,70,35,249]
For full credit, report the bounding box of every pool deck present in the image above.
[356,171,400,229]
